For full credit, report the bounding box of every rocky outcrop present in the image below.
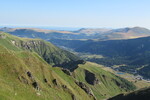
[75,81,96,99]
[52,79,58,85]
[54,60,86,71]
[27,71,32,78]
[0,33,6,39]
[26,71,40,90]
[44,78,48,83]
[20,40,42,50]
[85,70,100,85]
[112,79,125,89]
[32,82,39,90]
[61,68,72,76]
[62,85,67,89]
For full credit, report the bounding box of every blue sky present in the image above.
[0,0,150,29]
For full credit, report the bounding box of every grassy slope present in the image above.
[100,65,150,89]
[0,32,79,65]
[0,45,92,100]
[0,32,136,100]
[108,87,150,100]
[73,62,136,100]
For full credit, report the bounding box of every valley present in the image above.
[48,36,150,80]
[0,32,139,100]
[1,27,150,100]
[1,0,150,99]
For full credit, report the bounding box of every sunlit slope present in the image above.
[72,62,136,100]
[0,32,136,100]
[0,45,93,100]
[0,32,79,65]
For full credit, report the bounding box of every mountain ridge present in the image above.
[1,26,150,40]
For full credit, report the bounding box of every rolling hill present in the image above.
[100,27,150,40]
[1,27,150,40]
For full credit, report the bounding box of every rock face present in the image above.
[27,71,32,78]
[32,82,39,90]
[44,78,48,83]
[75,81,95,98]
[54,60,86,71]
[52,79,58,85]
[61,68,72,76]
[112,79,125,89]
[20,40,41,50]
[85,70,100,85]
[26,71,40,90]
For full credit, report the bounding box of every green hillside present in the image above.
[109,87,150,100]
[0,45,92,100]
[73,62,136,99]
[0,32,79,66]
[0,32,136,100]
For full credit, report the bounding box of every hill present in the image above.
[109,87,150,100]
[101,27,150,40]
[0,32,136,100]
[1,27,150,40]
[0,32,79,67]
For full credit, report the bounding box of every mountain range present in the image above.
[1,27,150,40]
[1,26,150,100]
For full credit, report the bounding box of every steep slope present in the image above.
[72,62,136,100]
[0,32,79,66]
[0,32,136,100]
[0,45,93,100]
[109,87,150,100]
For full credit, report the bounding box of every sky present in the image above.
[0,0,150,29]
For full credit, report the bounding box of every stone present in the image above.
[44,78,48,83]
[52,79,57,85]
[32,82,39,90]
[75,81,93,96]
[62,68,72,76]
[85,70,100,85]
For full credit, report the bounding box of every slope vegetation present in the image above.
[0,32,79,66]
[0,32,136,100]
[109,87,150,100]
